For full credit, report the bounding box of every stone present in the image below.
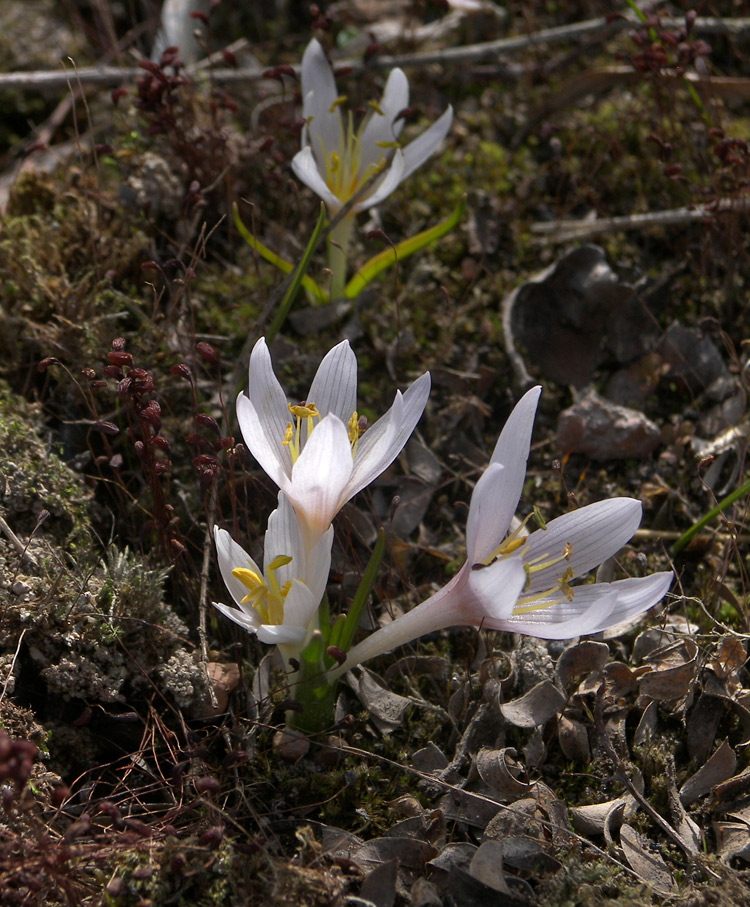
[557,390,661,459]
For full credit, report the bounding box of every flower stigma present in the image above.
[284,402,320,463]
[232,554,294,625]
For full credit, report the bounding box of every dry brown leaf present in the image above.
[556,640,610,689]
[468,840,510,894]
[711,767,750,802]
[688,693,725,764]
[558,713,590,763]
[353,837,437,873]
[620,825,674,896]
[680,739,737,806]
[603,661,637,700]
[500,680,566,728]
[715,821,750,863]
[484,799,542,841]
[437,789,501,828]
[359,858,398,907]
[353,668,413,734]
[427,842,477,876]
[639,639,698,702]
[570,798,627,836]
[474,747,531,801]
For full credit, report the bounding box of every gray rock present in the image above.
[557,390,661,459]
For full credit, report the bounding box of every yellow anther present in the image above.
[288,402,319,419]
[533,505,547,530]
[563,541,573,560]
[283,423,293,447]
[329,94,348,113]
[347,410,361,455]
[268,554,293,571]
[368,99,385,116]
[498,536,527,556]
[233,567,263,589]
[376,140,401,149]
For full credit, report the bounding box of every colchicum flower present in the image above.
[213,492,333,667]
[336,386,673,672]
[237,337,431,540]
[291,38,453,298]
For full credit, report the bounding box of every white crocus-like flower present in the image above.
[237,337,431,540]
[213,492,333,667]
[291,37,453,217]
[336,387,673,672]
[291,38,453,299]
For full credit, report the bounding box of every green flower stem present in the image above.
[328,213,355,301]
[288,630,337,735]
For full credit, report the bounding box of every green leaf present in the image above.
[344,196,466,300]
[338,528,386,654]
[673,475,750,554]
[232,203,328,311]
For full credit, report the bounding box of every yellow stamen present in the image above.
[232,554,295,627]
[329,94,348,113]
[376,140,401,149]
[368,99,385,116]
[348,410,361,456]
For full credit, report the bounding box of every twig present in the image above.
[0,17,747,91]
[531,196,750,242]
[0,513,39,570]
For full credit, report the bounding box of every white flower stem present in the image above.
[328,213,355,301]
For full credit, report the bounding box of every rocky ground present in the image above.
[2,1,750,904]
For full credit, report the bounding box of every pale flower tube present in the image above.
[213,492,333,667]
[336,387,673,673]
[236,337,431,539]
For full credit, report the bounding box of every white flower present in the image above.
[337,387,672,670]
[237,337,431,537]
[213,493,333,662]
[291,38,453,215]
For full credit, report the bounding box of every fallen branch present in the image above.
[0,17,747,92]
[531,195,750,242]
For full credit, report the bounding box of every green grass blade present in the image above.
[673,475,750,554]
[344,196,466,300]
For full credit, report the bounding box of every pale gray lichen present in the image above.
[159,649,209,711]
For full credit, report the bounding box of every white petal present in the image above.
[242,338,291,474]
[466,463,512,565]
[467,386,541,563]
[237,394,289,490]
[499,589,620,640]
[307,339,357,422]
[288,415,354,531]
[213,599,261,633]
[263,493,302,580]
[255,621,307,645]
[358,67,410,173]
[400,105,453,182]
[465,557,527,622]
[213,527,262,608]
[354,147,406,211]
[522,498,643,591]
[300,39,342,165]
[503,572,671,640]
[489,385,542,468]
[291,147,342,213]
[347,371,431,498]
[279,579,319,631]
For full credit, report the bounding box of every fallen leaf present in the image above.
[681,739,737,805]
[556,640,610,689]
[558,713,590,763]
[475,747,531,801]
[469,840,510,894]
[620,825,674,896]
[501,680,566,728]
